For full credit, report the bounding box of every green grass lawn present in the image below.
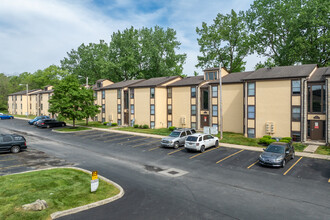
[215,132,262,147]
[0,168,120,220]
[55,127,91,132]
[315,145,330,155]
[292,143,308,152]
[116,127,172,136]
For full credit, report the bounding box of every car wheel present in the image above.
[215,140,219,147]
[200,145,205,153]
[46,125,50,129]
[11,146,20,154]
[282,159,286,168]
[291,152,295,159]
[62,123,65,127]
[11,117,13,119]
[174,142,179,149]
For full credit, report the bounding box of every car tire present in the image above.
[11,117,13,119]
[215,140,219,147]
[11,146,20,154]
[291,152,295,159]
[282,159,286,168]
[62,123,65,127]
[46,125,50,129]
[200,145,205,153]
[174,142,179,149]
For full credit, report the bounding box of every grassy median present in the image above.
[55,127,91,132]
[315,145,330,155]
[0,168,120,220]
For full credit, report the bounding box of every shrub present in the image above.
[133,124,139,128]
[262,135,271,139]
[103,121,108,125]
[266,139,276,145]
[169,126,176,131]
[279,137,292,143]
[111,123,117,126]
[142,124,149,129]
[258,137,269,145]
[139,125,143,128]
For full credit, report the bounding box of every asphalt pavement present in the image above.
[0,118,329,220]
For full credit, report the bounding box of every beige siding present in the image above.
[105,90,118,123]
[134,88,150,126]
[172,87,191,128]
[155,88,167,128]
[256,80,291,138]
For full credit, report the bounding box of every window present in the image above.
[150,105,155,115]
[167,88,172,98]
[41,104,43,110]
[124,91,129,109]
[95,116,98,121]
[292,80,301,95]
[130,89,134,99]
[247,128,255,138]
[180,132,187,137]
[102,90,105,99]
[94,92,97,98]
[186,130,192,135]
[150,88,155,98]
[308,84,325,113]
[212,86,218,97]
[131,104,134,114]
[191,87,196,98]
[202,89,209,109]
[248,105,255,119]
[102,118,105,123]
[21,95,22,101]
[48,94,50,99]
[40,95,42,101]
[191,122,196,129]
[30,104,31,109]
[21,104,22,109]
[212,105,218,116]
[205,72,217,80]
[167,121,172,128]
[118,119,121,126]
[212,124,218,129]
[117,89,121,99]
[291,131,301,142]
[117,104,121,114]
[150,121,155,129]
[102,104,105,113]
[191,105,196,115]
[248,82,255,96]
[292,106,301,121]
[168,105,172,114]
[97,82,101,88]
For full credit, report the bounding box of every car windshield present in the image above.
[169,132,180,137]
[186,136,198,142]
[266,145,285,154]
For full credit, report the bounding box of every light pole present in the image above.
[78,75,89,88]
[19,84,29,117]
[219,64,223,139]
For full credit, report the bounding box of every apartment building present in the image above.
[8,89,41,116]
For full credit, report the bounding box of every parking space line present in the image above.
[189,146,221,159]
[0,164,26,170]
[148,146,161,151]
[168,148,185,155]
[132,140,160,148]
[120,137,150,145]
[283,157,303,176]
[216,149,244,164]
[247,160,259,169]
[0,158,16,162]
[328,179,330,183]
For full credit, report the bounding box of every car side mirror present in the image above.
[285,151,289,154]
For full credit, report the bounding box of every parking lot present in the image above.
[66,129,330,183]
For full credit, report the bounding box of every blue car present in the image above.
[28,116,50,125]
[0,114,14,120]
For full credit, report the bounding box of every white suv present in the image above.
[185,133,219,152]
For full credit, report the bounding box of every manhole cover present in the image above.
[168,171,179,175]
[158,168,188,177]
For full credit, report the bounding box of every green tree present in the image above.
[245,0,329,67]
[49,75,93,127]
[0,73,10,110]
[81,89,100,125]
[196,10,249,73]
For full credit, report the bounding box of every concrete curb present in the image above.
[5,166,124,219]
[51,128,92,134]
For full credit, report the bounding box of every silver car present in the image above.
[161,128,196,149]
[185,133,219,152]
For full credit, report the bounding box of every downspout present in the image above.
[244,81,248,137]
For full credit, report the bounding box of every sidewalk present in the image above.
[14,117,330,161]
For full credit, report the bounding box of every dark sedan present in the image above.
[35,119,66,128]
[0,134,27,153]
[28,116,50,125]
[259,142,295,167]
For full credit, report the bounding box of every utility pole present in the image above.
[219,64,223,139]
[26,84,28,118]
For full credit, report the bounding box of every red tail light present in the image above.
[41,123,45,125]
[25,142,26,146]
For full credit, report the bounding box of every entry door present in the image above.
[310,120,324,140]
[124,112,129,125]
[200,115,209,128]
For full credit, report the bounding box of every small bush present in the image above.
[169,126,176,131]
[258,137,269,144]
[111,123,117,126]
[262,135,271,139]
[142,124,149,129]
[279,137,292,143]
[139,125,143,128]
[266,139,276,145]
[133,124,139,128]
[103,121,108,125]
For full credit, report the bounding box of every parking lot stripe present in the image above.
[132,140,160,148]
[0,158,16,162]
[328,179,330,183]
[148,146,161,151]
[283,157,303,176]
[216,149,244,164]
[168,148,185,155]
[189,146,221,159]
[0,164,26,170]
[247,160,259,169]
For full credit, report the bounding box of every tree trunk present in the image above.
[86,117,89,125]
[73,119,75,128]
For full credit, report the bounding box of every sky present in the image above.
[0,0,263,76]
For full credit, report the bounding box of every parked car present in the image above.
[0,134,27,153]
[259,142,295,168]
[185,133,219,152]
[28,116,50,125]
[0,114,14,120]
[161,128,196,148]
[35,119,66,128]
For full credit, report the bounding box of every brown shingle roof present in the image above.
[208,71,254,84]
[242,64,317,81]
[308,67,329,82]
[102,79,145,90]
[129,76,181,88]
[168,75,205,87]
[9,89,40,96]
